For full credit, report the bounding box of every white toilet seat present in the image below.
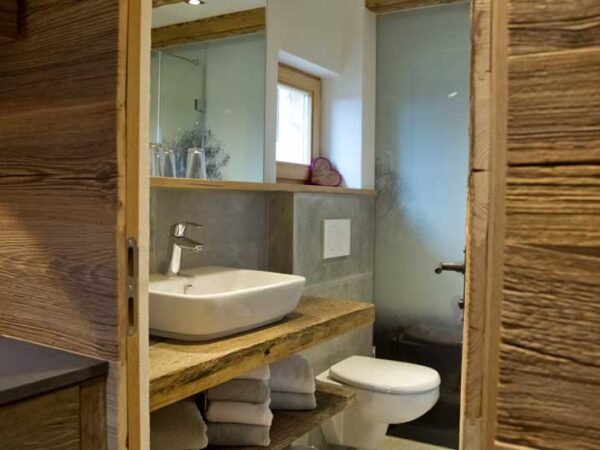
[329,355,440,394]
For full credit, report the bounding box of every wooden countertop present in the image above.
[149,297,374,411]
[0,336,108,406]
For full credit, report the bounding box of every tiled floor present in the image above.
[381,436,454,450]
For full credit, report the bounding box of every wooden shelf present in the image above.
[149,297,374,411]
[205,382,355,450]
[150,177,377,197]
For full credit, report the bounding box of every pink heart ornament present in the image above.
[310,157,342,187]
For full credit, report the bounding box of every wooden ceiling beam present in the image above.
[366,0,465,14]
[152,7,265,48]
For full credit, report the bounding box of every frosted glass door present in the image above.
[374,3,470,344]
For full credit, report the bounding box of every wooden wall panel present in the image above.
[0,1,18,43]
[508,0,600,56]
[484,0,600,448]
[0,0,129,447]
[507,50,600,166]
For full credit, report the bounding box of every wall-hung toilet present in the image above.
[316,356,440,450]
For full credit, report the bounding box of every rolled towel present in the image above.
[270,391,317,411]
[150,400,208,450]
[270,355,315,394]
[206,400,273,426]
[207,423,271,447]
[237,365,270,381]
[207,379,270,404]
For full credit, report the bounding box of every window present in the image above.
[276,64,321,183]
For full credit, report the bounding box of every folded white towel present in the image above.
[270,355,315,394]
[206,400,273,426]
[151,400,208,450]
[237,365,270,381]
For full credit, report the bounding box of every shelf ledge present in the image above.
[149,297,374,411]
[205,382,355,450]
[150,177,377,197]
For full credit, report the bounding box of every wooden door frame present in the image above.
[124,0,151,448]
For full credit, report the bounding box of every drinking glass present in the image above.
[185,147,207,179]
[161,147,177,178]
[150,143,163,176]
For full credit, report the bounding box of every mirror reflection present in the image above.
[150,1,266,182]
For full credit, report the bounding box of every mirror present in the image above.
[150,0,267,182]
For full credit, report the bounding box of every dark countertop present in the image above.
[0,335,108,406]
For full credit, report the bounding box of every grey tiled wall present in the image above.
[150,189,269,274]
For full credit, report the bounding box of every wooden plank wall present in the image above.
[488,1,600,449]
[0,0,128,448]
[0,1,18,43]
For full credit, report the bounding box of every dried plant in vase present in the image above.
[165,125,230,180]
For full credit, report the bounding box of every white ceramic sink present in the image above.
[149,266,306,341]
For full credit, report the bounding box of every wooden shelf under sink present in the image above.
[149,297,374,411]
[204,382,355,450]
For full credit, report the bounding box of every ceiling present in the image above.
[152,0,266,28]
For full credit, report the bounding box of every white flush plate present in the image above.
[323,219,351,259]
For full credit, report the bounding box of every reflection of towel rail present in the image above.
[161,50,202,66]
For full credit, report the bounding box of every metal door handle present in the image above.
[434,262,465,274]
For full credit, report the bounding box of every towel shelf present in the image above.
[204,382,355,450]
[149,297,374,411]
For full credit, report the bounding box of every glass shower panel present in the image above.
[375,4,470,349]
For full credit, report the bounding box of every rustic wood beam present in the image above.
[152,8,265,48]
[0,1,18,43]
[366,0,465,14]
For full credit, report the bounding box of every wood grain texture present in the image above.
[152,8,265,48]
[80,377,107,450]
[150,177,377,196]
[125,0,152,448]
[508,0,600,56]
[0,385,80,450]
[460,0,492,448]
[366,0,465,14]
[487,1,600,448]
[496,245,600,450]
[0,0,17,43]
[149,297,374,411]
[0,1,129,448]
[204,384,354,450]
[507,49,600,166]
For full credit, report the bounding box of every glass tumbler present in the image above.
[185,147,207,179]
[150,143,163,176]
[160,147,177,178]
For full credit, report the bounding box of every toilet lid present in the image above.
[329,356,440,394]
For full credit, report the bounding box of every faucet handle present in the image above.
[171,222,203,237]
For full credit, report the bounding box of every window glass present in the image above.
[276,83,312,165]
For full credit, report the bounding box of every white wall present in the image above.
[265,0,376,188]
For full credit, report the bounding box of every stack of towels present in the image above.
[150,399,208,450]
[270,355,317,410]
[205,366,273,446]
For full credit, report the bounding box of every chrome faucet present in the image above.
[165,222,204,276]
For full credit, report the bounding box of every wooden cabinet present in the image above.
[0,380,106,450]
